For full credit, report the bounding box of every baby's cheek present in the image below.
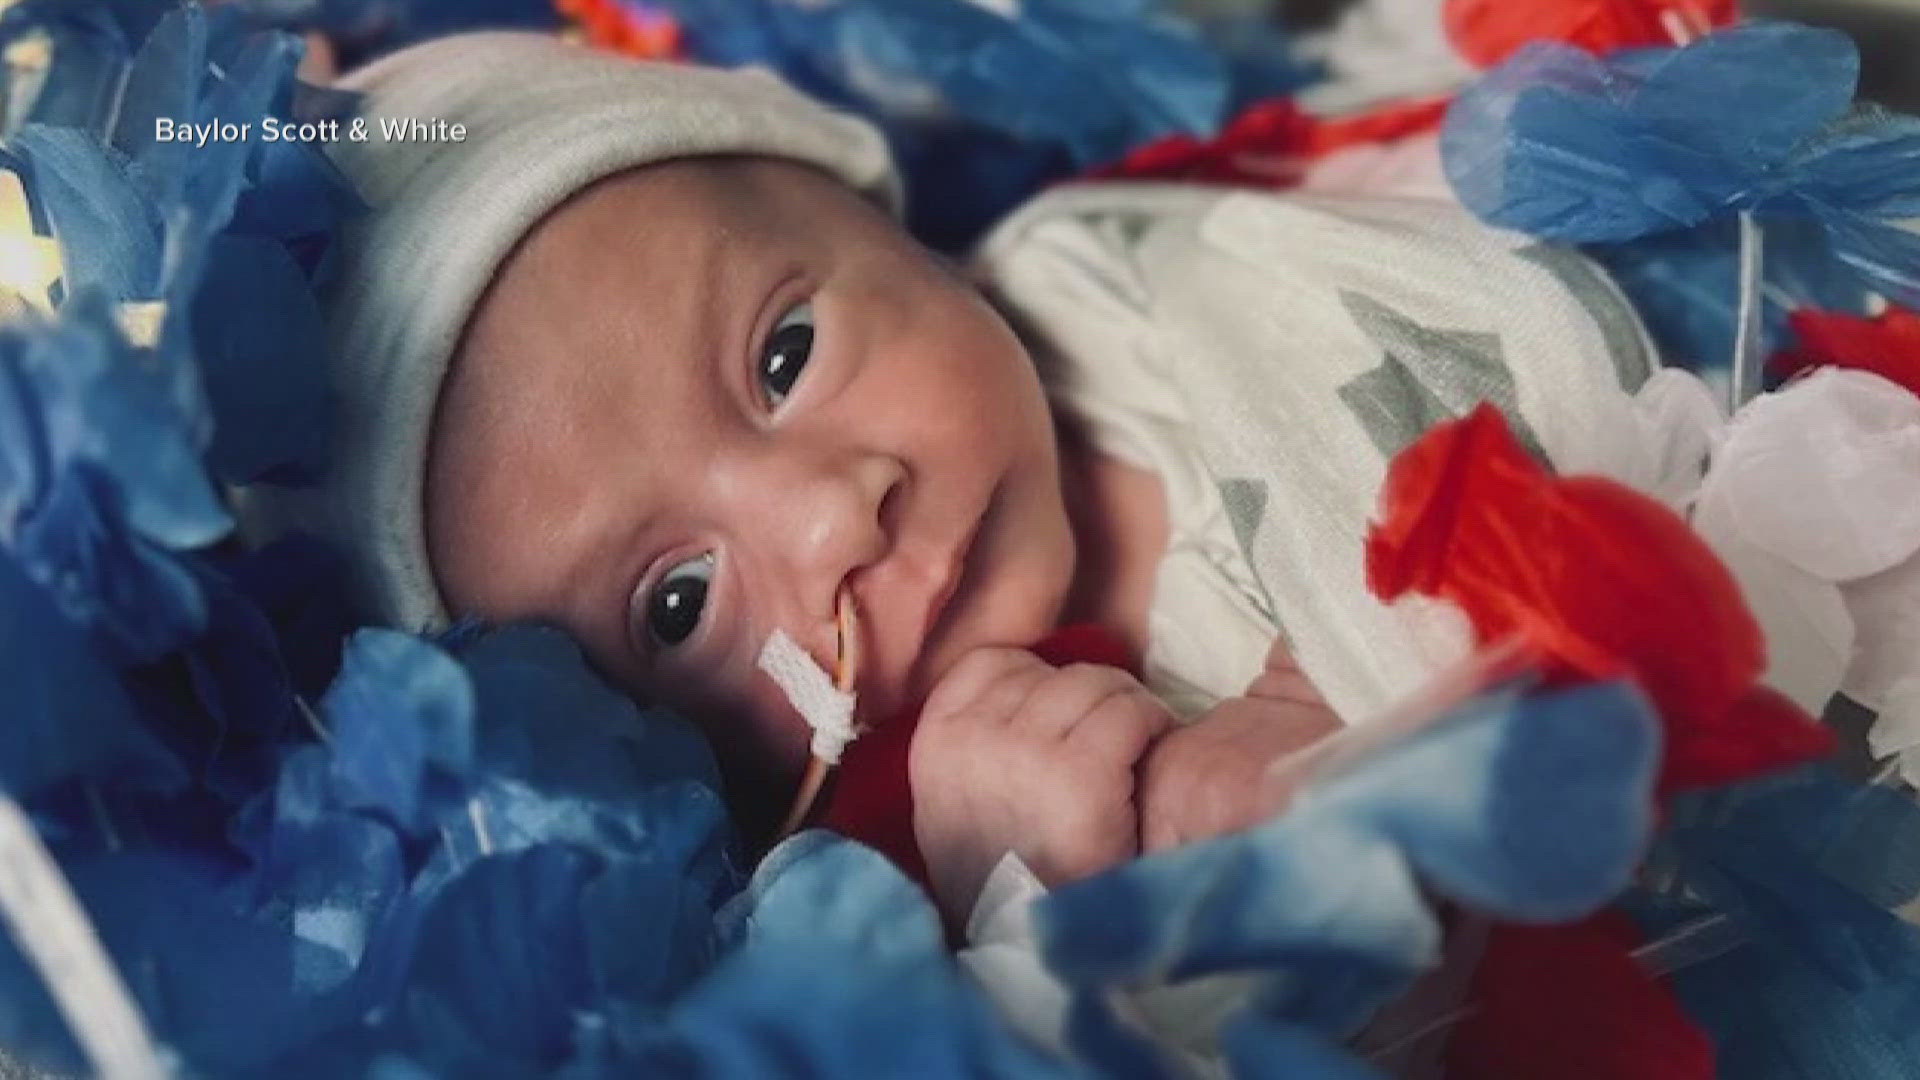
[735,678,818,774]
[656,675,813,796]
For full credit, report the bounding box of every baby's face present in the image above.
[426,157,1075,804]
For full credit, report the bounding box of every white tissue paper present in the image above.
[955,853,1072,1058]
[755,628,858,763]
[1706,369,1920,581]
[1689,368,1920,779]
[1614,368,1729,512]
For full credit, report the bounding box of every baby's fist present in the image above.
[1137,694,1340,852]
[1139,640,1343,852]
[909,648,1173,924]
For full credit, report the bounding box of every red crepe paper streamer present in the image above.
[1366,403,1831,796]
[1771,304,1920,399]
[1447,911,1716,1080]
[1085,96,1449,187]
[1444,0,1736,69]
[555,0,683,61]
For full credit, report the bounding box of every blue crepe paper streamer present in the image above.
[643,0,1230,249]
[241,0,1308,248]
[1587,214,1872,373]
[6,3,355,485]
[1441,20,1920,364]
[1618,768,1920,1079]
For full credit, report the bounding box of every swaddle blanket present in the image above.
[975,182,1664,723]
[964,175,1920,1075]
[952,182,1671,1072]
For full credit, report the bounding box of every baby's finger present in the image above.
[1065,689,1175,766]
[1014,664,1142,740]
[1246,640,1326,708]
[920,646,1046,725]
[1140,797,1189,854]
[966,656,1058,729]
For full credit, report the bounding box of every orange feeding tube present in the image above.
[774,590,861,839]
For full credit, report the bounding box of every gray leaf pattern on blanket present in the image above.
[1336,290,1548,461]
[1217,477,1283,631]
[1514,243,1655,393]
[1065,209,1158,300]
[1219,477,1268,552]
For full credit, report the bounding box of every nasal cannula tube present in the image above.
[774,590,860,839]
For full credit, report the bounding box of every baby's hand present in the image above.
[1138,642,1342,852]
[909,648,1174,925]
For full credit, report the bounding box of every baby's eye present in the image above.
[757,300,814,408]
[645,553,713,649]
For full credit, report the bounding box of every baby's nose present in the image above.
[750,447,904,605]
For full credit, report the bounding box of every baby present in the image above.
[249,32,1657,927]
[421,151,1338,916]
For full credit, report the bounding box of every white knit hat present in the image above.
[240,32,901,633]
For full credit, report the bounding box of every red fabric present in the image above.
[818,690,929,885]
[1770,304,1920,399]
[1448,912,1716,1080]
[1028,622,1143,676]
[1364,403,1832,797]
[818,624,1140,887]
[1084,96,1449,188]
[1443,0,1738,69]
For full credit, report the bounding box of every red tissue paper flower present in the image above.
[1086,96,1448,187]
[1373,407,1816,1080]
[555,0,683,61]
[1365,403,1832,796]
[1444,0,1737,69]
[1771,304,1920,399]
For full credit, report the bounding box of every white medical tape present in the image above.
[756,629,859,764]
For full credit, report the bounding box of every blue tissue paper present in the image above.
[1442,22,1920,310]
